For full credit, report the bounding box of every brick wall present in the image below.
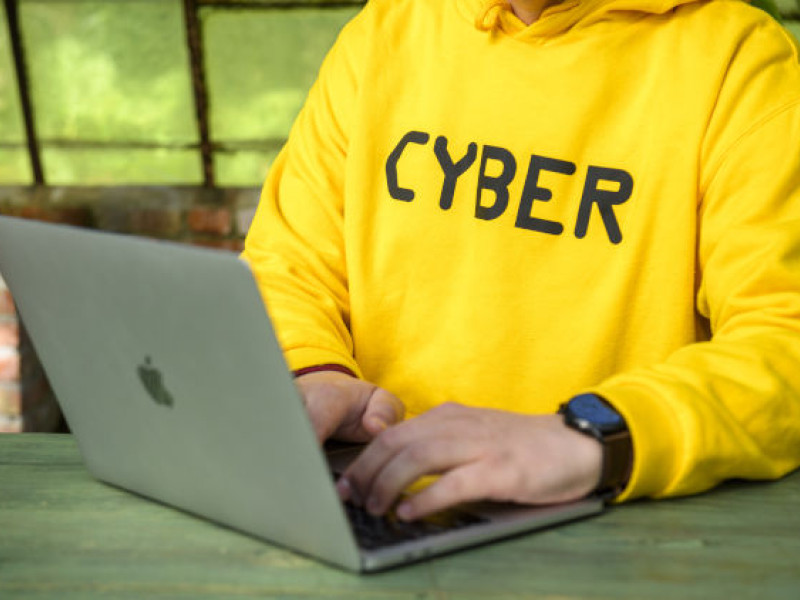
[0,186,260,432]
[0,275,20,432]
[0,186,258,250]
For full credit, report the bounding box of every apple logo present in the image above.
[137,356,175,407]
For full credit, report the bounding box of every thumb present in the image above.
[362,387,405,436]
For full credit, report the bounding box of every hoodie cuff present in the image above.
[293,363,358,379]
[590,380,683,502]
[284,346,362,380]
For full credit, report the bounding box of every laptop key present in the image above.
[344,502,488,550]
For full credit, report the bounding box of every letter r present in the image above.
[574,166,634,244]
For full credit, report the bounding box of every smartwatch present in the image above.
[558,393,633,501]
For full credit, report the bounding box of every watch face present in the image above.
[568,394,625,433]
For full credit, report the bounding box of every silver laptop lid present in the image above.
[0,216,361,571]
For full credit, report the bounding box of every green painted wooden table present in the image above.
[1,434,798,599]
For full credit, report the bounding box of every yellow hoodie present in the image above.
[243,0,800,501]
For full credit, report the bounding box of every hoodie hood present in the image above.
[458,0,711,37]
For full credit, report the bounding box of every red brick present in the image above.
[0,320,18,347]
[19,205,92,226]
[0,383,21,417]
[0,289,14,316]
[92,204,132,233]
[235,205,257,237]
[189,238,244,253]
[129,207,183,238]
[0,417,22,433]
[0,348,20,382]
[53,206,92,227]
[187,207,233,237]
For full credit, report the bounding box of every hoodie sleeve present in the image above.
[597,22,800,501]
[241,11,366,377]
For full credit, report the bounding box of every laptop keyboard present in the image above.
[344,501,489,550]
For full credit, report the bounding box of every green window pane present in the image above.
[203,6,358,143]
[0,1,26,145]
[0,149,32,184]
[775,0,798,16]
[0,0,31,183]
[42,148,201,185]
[214,149,280,187]
[20,0,198,146]
[786,21,800,43]
[205,0,363,5]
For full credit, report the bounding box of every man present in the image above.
[242,0,800,521]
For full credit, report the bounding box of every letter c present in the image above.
[385,131,430,202]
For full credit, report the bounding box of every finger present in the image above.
[363,439,477,516]
[341,428,403,507]
[344,409,459,508]
[335,475,357,504]
[362,387,405,436]
[396,462,488,521]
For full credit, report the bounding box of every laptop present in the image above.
[0,215,603,572]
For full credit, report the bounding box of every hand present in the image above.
[336,402,603,520]
[295,371,405,443]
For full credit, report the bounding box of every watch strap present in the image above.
[559,395,633,501]
[596,427,633,501]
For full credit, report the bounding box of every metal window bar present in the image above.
[183,0,215,187]
[4,0,43,184]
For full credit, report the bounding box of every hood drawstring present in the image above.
[475,0,508,31]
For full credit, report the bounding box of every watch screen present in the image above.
[571,394,624,431]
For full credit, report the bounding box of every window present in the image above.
[0,0,363,186]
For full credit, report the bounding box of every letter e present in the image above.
[515,155,575,235]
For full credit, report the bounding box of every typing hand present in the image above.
[336,402,603,521]
[296,371,405,443]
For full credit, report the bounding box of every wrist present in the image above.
[558,394,633,501]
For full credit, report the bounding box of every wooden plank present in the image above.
[1,434,799,599]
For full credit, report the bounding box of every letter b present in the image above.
[475,145,517,221]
